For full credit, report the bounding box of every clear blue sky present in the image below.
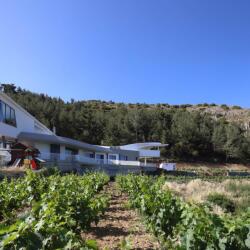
[0,1,250,107]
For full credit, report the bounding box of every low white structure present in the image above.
[0,89,167,169]
[159,163,176,171]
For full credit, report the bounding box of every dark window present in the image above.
[0,100,16,127]
[120,155,128,161]
[96,154,104,159]
[108,154,117,160]
[65,147,78,155]
[89,153,94,158]
[50,144,60,154]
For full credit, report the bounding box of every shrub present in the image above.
[221,104,229,110]
[207,193,235,213]
[232,105,242,110]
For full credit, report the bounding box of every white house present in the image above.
[0,89,167,170]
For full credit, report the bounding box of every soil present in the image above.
[82,182,160,250]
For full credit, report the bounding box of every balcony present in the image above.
[38,152,157,167]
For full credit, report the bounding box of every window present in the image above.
[0,101,16,127]
[50,144,60,154]
[96,154,104,159]
[120,155,128,161]
[108,154,117,160]
[65,147,78,155]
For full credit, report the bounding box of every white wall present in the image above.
[60,145,66,160]
[34,142,50,153]
[0,93,52,139]
[139,149,160,158]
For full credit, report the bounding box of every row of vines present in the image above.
[0,170,109,249]
[117,175,250,249]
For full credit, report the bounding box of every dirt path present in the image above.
[83,182,160,250]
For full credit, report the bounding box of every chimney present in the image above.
[53,126,56,134]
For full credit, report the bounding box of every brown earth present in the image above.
[82,182,160,250]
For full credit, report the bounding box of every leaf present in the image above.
[85,239,98,250]
[0,220,22,235]
[2,232,19,246]
[245,237,250,248]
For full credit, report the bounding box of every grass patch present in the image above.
[207,193,235,213]
[163,179,250,214]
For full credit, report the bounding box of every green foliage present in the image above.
[117,175,250,249]
[0,171,109,249]
[232,105,242,110]
[221,104,230,110]
[207,193,236,213]
[2,83,250,163]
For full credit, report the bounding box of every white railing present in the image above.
[109,159,140,166]
[75,155,105,165]
[38,152,157,167]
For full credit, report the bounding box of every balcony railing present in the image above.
[38,152,157,167]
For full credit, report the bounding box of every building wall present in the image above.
[60,145,66,160]
[111,148,139,161]
[0,93,52,139]
[95,152,107,161]
[79,149,94,157]
[34,142,50,153]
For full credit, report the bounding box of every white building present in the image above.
[0,89,167,170]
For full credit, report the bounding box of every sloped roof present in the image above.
[18,132,111,153]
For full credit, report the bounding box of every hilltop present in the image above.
[70,100,250,126]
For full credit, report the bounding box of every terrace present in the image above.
[38,152,157,167]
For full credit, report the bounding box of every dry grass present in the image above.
[176,162,250,171]
[0,166,26,177]
[163,179,250,214]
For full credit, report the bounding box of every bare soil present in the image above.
[0,166,26,178]
[83,182,159,250]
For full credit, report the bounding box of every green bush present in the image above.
[207,193,235,213]
[221,104,229,110]
[232,105,242,110]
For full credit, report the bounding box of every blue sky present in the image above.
[0,0,250,107]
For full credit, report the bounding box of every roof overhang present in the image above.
[18,132,111,153]
[119,142,168,151]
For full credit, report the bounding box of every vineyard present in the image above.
[117,175,250,250]
[0,170,250,249]
[0,169,109,249]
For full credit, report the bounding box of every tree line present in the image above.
[2,84,250,163]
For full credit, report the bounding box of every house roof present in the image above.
[18,132,111,153]
[119,142,168,151]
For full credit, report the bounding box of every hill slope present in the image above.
[1,83,250,163]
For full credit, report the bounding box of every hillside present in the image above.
[1,83,250,163]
